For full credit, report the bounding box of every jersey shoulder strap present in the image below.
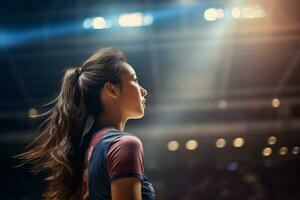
[80,127,119,200]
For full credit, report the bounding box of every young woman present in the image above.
[16,47,155,200]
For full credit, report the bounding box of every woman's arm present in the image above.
[111,177,142,200]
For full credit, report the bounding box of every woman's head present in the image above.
[76,47,148,120]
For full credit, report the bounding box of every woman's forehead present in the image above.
[122,62,136,77]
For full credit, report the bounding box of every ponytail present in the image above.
[15,67,87,200]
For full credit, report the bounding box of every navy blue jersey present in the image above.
[81,127,155,200]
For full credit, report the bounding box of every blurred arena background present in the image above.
[1,0,300,199]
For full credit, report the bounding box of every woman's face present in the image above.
[118,62,148,119]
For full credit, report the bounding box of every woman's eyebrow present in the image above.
[131,73,137,78]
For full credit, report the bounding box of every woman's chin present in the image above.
[130,109,145,119]
[137,111,145,118]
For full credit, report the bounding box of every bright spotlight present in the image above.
[292,146,300,155]
[118,13,143,27]
[92,17,107,29]
[279,147,288,156]
[271,98,280,108]
[204,8,224,21]
[232,5,266,19]
[118,13,153,27]
[167,140,180,151]
[204,8,217,21]
[231,7,241,18]
[233,137,244,148]
[216,9,225,19]
[185,139,198,150]
[242,7,255,19]
[216,138,226,148]
[262,147,272,157]
[83,18,93,29]
[267,136,277,145]
[143,14,154,26]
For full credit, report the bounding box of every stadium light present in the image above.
[279,147,288,156]
[231,7,242,18]
[216,138,226,148]
[185,139,198,150]
[118,12,153,27]
[92,17,108,29]
[204,8,224,21]
[268,136,277,145]
[231,6,266,19]
[271,98,280,108]
[83,18,93,29]
[233,137,244,148]
[83,17,111,30]
[262,147,272,157]
[167,140,180,151]
[143,14,154,26]
[292,146,299,155]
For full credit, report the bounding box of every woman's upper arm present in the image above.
[111,177,142,200]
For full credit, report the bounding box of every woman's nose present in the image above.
[140,86,147,97]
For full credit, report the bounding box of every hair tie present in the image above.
[75,67,82,80]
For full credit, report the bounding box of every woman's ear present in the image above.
[103,82,120,99]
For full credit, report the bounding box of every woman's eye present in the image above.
[134,78,138,82]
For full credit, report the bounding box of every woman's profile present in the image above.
[15,47,155,200]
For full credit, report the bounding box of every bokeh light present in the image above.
[167,140,180,151]
[185,139,198,150]
[233,137,245,148]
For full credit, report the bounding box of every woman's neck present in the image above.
[95,109,127,132]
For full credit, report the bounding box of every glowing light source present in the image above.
[204,8,224,21]
[231,7,242,18]
[83,18,93,29]
[271,98,280,108]
[143,14,154,26]
[28,108,39,119]
[118,13,153,27]
[262,147,272,156]
[231,6,266,19]
[233,137,244,148]
[268,136,277,145]
[167,140,179,151]
[216,9,225,19]
[279,147,288,156]
[242,7,255,19]
[216,138,226,148]
[92,17,107,29]
[185,139,198,150]
[292,146,299,155]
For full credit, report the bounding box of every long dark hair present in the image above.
[15,47,127,200]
